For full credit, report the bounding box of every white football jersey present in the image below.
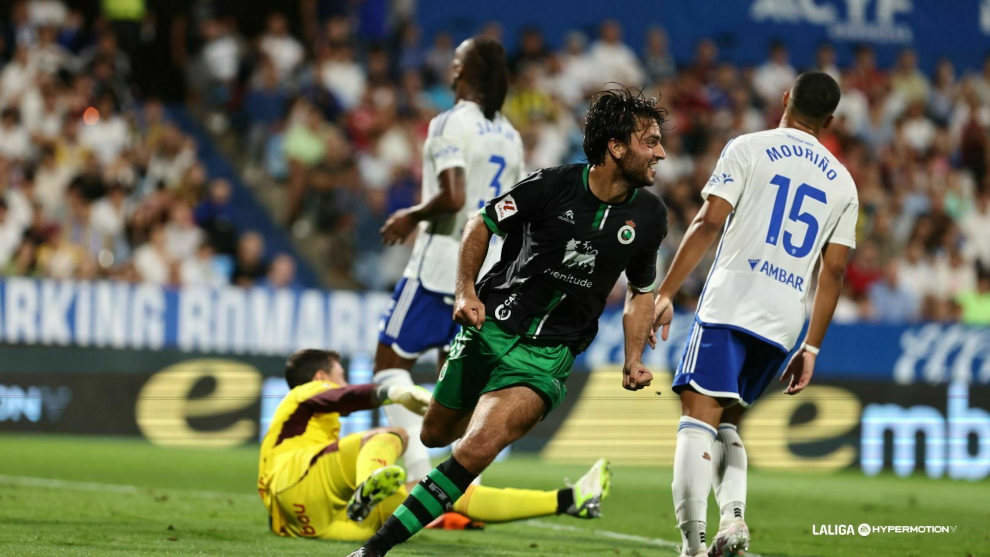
[696,127,859,350]
[403,100,525,294]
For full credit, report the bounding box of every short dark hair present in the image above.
[284,349,342,388]
[789,71,841,122]
[460,36,509,120]
[583,87,666,166]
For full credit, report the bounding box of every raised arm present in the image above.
[381,168,466,245]
[779,241,849,395]
[302,383,430,416]
[452,213,492,329]
[653,195,733,339]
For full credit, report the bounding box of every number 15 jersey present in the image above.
[697,127,858,351]
[403,100,525,295]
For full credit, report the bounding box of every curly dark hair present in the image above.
[459,37,509,120]
[583,87,667,166]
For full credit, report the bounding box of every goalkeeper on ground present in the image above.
[258,348,612,541]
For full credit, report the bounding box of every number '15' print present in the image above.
[765,174,827,258]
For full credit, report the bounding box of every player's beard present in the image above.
[617,153,655,188]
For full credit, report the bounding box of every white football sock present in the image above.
[672,416,716,554]
[713,423,747,526]
[374,368,432,480]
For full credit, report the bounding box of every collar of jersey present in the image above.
[582,164,639,206]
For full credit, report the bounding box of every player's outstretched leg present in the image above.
[437,458,612,524]
[347,429,408,522]
[709,408,749,557]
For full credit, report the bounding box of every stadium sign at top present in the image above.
[750,0,915,43]
[417,0,989,72]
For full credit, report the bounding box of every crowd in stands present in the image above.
[2,1,988,325]
[0,0,298,290]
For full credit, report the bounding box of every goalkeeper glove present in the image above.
[375,383,431,415]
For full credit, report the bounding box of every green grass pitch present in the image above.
[0,435,985,556]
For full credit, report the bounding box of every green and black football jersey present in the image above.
[478,163,668,353]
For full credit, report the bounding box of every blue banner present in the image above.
[0,278,986,384]
[0,278,391,358]
[582,308,990,384]
[417,0,988,74]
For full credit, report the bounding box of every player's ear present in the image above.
[781,89,790,108]
[607,137,626,160]
[821,114,834,130]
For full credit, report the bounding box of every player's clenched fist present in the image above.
[453,293,486,329]
[622,361,654,391]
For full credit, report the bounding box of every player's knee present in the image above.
[419,422,450,448]
[381,426,409,448]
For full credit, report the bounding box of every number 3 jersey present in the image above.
[698,127,859,350]
[403,100,525,295]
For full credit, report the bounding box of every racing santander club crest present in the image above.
[617,220,636,244]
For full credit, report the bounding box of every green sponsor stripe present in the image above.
[410,484,444,517]
[526,290,565,336]
[481,210,505,236]
[427,470,463,501]
[393,504,423,533]
[591,203,607,230]
[581,164,590,190]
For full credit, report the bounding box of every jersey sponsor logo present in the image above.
[617,221,636,245]
[754,260,805,292]
[562,239,598,274]
[494,195,517,221]
[494,293,517,320]
[748,258,761,270]
[558,209,575,224]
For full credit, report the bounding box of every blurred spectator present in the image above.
[0,107,31,160]
[587,20,643,88]
[196,18,242,110]
[163,201,203,261]
[424,31,454,85]
[194,178,237,255]
[78,94,129,165]
[933,247,977,301]
[813,42,840,84]
[259,13,303,82]
[890,48,930,106]
[0,198,20,266]
[318,42,366,110]
[232,230,267,287]
[753,41,796,106]
[244,57,289,160]
[132,223,172,284]
[929,58,958,125]
[957,267,990,325]
[962,190,990,267]
[263,253,297,289]
[181,242,226,287]
[846,241,884,297]
[643,26,676,84]
[868,261,920,322]
[510,26,549,74]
